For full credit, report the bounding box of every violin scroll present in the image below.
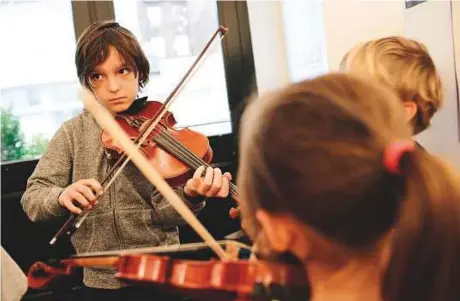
[27,261,73,289]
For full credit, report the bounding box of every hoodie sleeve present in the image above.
[20,125,72,222]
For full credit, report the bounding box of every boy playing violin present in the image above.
[21,21,231,300]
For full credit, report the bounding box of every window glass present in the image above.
[113,0,232,137]
[0,0,80,163]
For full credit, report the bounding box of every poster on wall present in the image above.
[405,0,426,9]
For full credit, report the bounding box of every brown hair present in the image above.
[341,36,443,134]
[239,73,460,301]
[75,20,150,90]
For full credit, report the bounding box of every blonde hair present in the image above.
[239,73,460,301]
[341,36,443,134]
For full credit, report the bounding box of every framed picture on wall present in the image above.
[405,0,426,9]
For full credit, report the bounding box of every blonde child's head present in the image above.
[341,36,443,135]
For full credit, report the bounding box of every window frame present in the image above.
[1,0,256,196]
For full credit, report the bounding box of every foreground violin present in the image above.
[28,241,309,301]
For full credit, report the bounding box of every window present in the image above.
[113,0,232,137]
[0,0,80,163]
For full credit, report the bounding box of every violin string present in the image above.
[140,117,238,198]
[149,126,239,198]
[159,131,239,198]
[149,125,239,197]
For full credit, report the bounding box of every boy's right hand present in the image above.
[58,179,103,214]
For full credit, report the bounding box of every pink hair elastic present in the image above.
[383,140,416,174]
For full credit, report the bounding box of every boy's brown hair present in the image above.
[239,73,460,301]
[75,21,150,90]
[341,36,443,134]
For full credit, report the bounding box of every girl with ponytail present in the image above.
[237,73,460,301]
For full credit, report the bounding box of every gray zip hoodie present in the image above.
[20,111,205,289]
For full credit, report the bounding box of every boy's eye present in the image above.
[90,73,102,81]
[119,67,132,75]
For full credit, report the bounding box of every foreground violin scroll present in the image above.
[82,87,229,260]
[28,241,309,301]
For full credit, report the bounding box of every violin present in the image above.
[102,97,241,205]
[101,99,213,187]
[28,241,309,301]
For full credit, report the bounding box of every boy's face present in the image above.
[89,46,139,114]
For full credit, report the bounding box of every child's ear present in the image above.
[255,210,294,253]
[403,101,417,122]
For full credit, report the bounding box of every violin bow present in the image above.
[81,87,229,260]
[50,26,228,244]
[72,240,251,259]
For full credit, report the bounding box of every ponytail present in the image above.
[382,150,460,301]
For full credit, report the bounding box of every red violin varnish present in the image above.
[101,100,213,187]
[101,99,240,203]
[27,243,309,301]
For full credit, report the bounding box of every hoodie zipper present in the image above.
[109,166,124,249]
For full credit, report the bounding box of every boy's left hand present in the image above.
[184,166,232,198]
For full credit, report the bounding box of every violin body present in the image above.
[117,255,308,300]
[101,101,213,187]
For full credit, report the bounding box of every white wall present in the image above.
[405,1,460,167]
[323,0,405,71]
[246,1,289,94]
[281,0,329,81]
[249,0,406,83]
